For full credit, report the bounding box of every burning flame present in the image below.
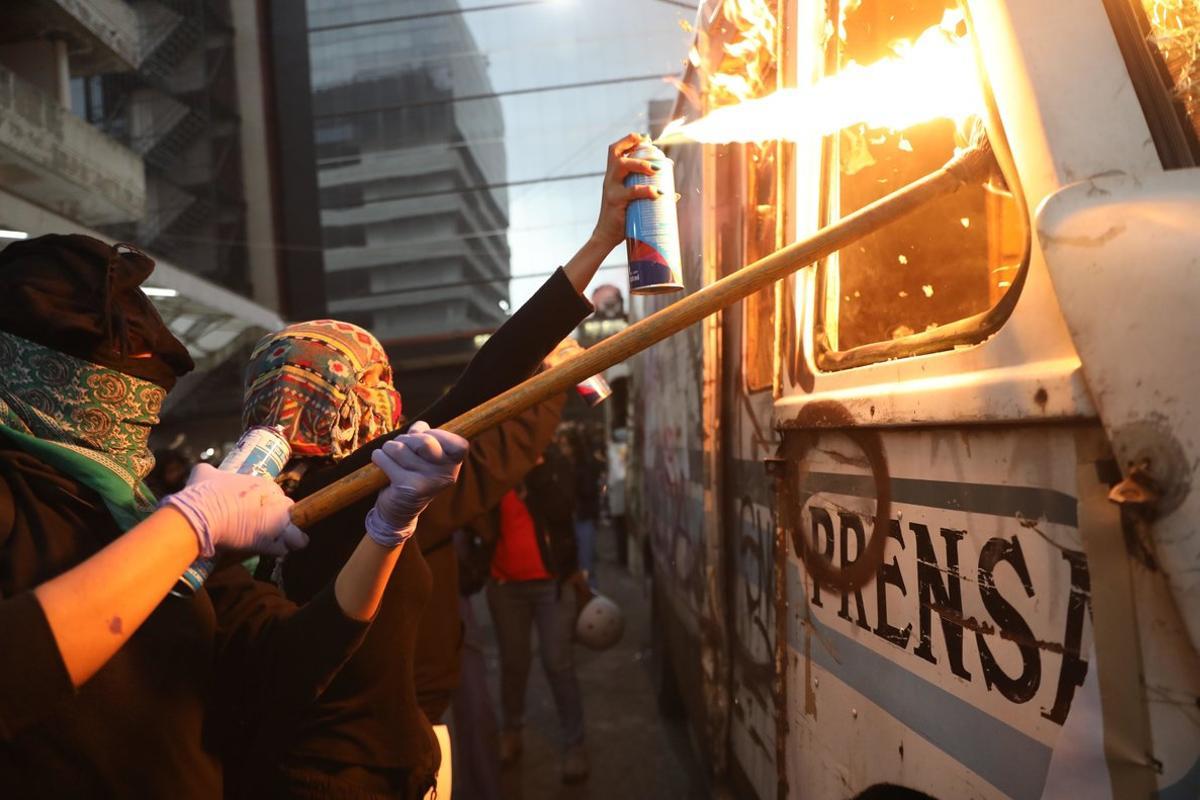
[659,10,983,146]
[708,0,779,107]
[670,0,779,116]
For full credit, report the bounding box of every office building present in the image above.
[265,0,511,408]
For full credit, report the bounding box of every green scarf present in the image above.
[0,330,164,530]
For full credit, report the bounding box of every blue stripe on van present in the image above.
[786,562,1053,800]
[799,472,1079,527]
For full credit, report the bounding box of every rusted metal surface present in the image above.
[772,467,789,800]
[779,402,891,594]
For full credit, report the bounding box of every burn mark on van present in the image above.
[779,401,892,594]
[780,451,1094,726]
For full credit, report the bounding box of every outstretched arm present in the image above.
[563,132,659,293]
[34,467,298,689]
[295,135,660,500]
[333,422,468,620]
[33,508,202,687]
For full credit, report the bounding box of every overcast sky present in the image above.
[459,0,695,309]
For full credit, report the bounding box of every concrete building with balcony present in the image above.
[0,0,288,452]
[77,0,258,296]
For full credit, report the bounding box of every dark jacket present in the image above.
[0,445,368,800]
[245,268,592,798]
[573,439,604,521]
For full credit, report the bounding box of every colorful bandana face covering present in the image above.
[0,330,164,530]
[242,320,401,462]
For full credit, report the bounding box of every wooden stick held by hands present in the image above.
[289,141,995,530]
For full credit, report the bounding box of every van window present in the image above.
[1111,0,1200,166]
[1138,0,1200,142]
[817,0,1023,357]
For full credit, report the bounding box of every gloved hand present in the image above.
[542,337,582,370]
[161,463,308,557]
[365,421,469,547]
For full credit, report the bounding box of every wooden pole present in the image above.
[290,143,994,528]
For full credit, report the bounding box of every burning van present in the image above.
[627,0,1200,798]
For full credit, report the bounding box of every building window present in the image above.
[816,0,1024,359]
[322,224,366,249]
[324,268,370,300]
[319,184,364,210]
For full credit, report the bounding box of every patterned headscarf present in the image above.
[0,330,163,529]
[242,320,401,461]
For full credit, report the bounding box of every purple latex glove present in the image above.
[161,463,308,557]
[365,421,469,547]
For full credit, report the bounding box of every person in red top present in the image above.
[483,441,588,783]
[491,489,553,582]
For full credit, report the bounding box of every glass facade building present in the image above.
[305,0,511,342]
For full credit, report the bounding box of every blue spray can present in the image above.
[170,425,292,597]
[624,143,683,294]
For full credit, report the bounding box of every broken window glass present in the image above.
[820,0,1023,354]
[1138,0,1200,144]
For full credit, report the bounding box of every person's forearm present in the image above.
[33,508,200,687]
[562,234,616,294]
[333,536,404,621]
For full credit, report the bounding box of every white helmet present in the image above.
[575,593,625,651]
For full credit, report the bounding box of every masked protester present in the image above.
[229,135,658,799]
[0,234,466,799]
[231,321,570,798]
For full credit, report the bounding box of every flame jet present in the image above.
[658,12,984,146]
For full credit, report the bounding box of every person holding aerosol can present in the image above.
[222,134,663,799]
[0,234,468,799]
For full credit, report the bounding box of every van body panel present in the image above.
[628,1,1200,797]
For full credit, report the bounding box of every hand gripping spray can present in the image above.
[555,338,612,406]
[170,425,292,597]
[575,373,612,407]
[624,142,683,294]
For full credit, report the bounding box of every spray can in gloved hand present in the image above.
[624,142,683,294]
[552,338,612,406]
[170,424,292,597]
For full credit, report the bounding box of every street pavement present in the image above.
[467,524,708,799]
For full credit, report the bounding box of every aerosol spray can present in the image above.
[556,338,612,406]
[575,373,612,407]
[170,425,292,597]
[624,143,683,294]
